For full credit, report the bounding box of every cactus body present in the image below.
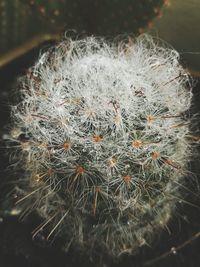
[9,34,192,257]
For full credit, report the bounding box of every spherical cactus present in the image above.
[9,34,192,257]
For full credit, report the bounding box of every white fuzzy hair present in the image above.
[10,34,193,256]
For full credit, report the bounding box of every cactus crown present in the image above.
[10,34,192,256]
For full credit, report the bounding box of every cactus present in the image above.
[8,34,192,258]
[0,0,167,57]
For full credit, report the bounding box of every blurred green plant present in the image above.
[0,0,167,65]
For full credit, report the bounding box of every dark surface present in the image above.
[0,42,200,267]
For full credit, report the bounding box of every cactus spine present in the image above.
[8,34,193,257]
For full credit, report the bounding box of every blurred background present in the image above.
[148,0,200,74]
[0,1,200,266]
